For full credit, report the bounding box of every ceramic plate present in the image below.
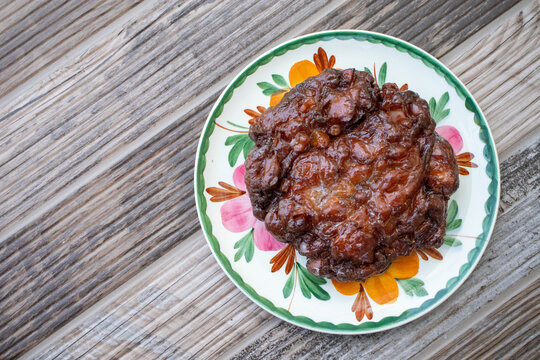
[194,30,499,334]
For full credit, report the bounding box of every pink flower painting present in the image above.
[206,165,285,253]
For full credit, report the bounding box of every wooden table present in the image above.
[0,0,538,358]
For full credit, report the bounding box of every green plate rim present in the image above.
[193,30,500,334]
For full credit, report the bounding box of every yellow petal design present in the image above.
[270,90,287,106]
[289,60,319,88]
[386,251,419,280]
[332,279,361,296]
[364,273,399,305]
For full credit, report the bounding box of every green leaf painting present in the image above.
[283,269,295,298]
[257,81,281,95]
[363,63,387,87]
[444,236,462,247]
[446,199,458,225]
[257,74,290,96]
[444,200,463,246]
[272,74,289,88]
[446,218,462,231]
[225,134,254,166]
[398,278,428,297]
[445,200,462,232]
[429,92,450,122]
[296,263,330,301]
[233,229,254,263]
[377,62,387,87]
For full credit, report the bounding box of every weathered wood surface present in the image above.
[0,0,537,358]
[24,143,540,360]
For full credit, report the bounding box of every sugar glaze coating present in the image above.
[245,68,458,281]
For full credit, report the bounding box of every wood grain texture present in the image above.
[27,235,272,360]
[226,4,540,357]
[19,1,540,359]
[426,274,540,360]
[443,1,540,158]
[0,0,532,358]
[229,150,540,360]
[0,0,144,96]
[23,140,540,360]
[303,0,522,57]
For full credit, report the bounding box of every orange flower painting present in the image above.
[332,251,421,321]
[256,47,336,107]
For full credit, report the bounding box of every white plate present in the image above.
[194,30,499,334]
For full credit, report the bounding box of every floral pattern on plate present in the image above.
[205,47,480,322]
[195,31,499,333]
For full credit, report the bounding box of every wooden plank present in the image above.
[31,235,271,360]
[0,0,529,358]
[226,156,539,359]
[22,140,540,360]
[0,0,167,112]
[0,0,353,357]
[0,0,144,96]
[20,0,540,358]
[442,3,540,158]
[417,272,540,359]
[498,141,540,213]
[303,0,520,58]
[0,1,49,36]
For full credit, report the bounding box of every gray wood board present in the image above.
[231,142,540,360]
[23,141,540,360]
[0,0,533,358]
